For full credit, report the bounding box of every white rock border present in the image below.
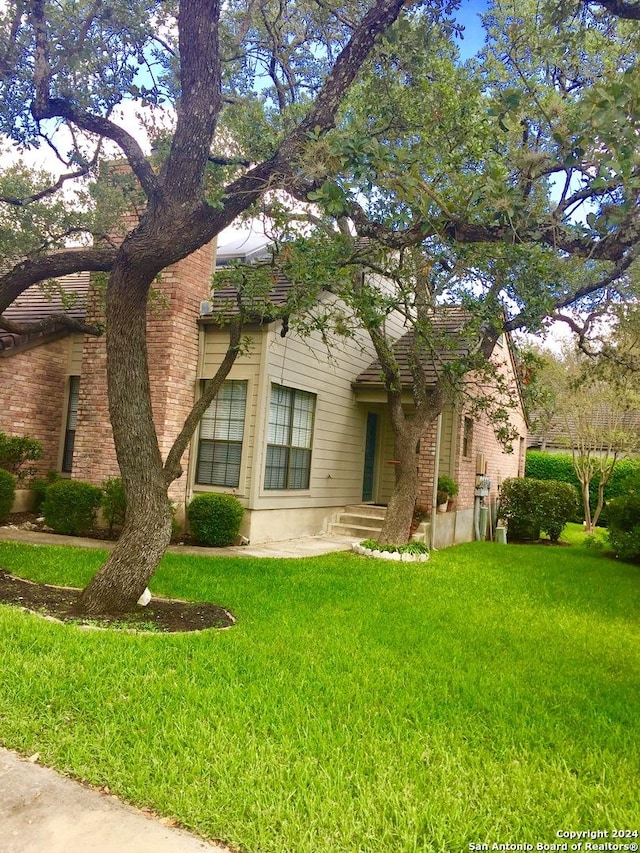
[352,542,429,562]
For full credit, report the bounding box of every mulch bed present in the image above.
[0,512,237,632]
[0,569,235,634]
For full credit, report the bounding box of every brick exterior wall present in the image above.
[416,419,439,508]
[0,336,70,475]
[415,345,528,513]
[72,242,215,508]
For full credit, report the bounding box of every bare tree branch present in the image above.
[0,312,103,337]
[0,247,117,314]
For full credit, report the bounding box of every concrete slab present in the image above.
[0,748,231,853]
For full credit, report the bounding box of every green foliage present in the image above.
[0,432,43,480]
[101,477,127,535]
[606,475,640,562]
[359,539,429,554]
[540,480,580,542]
[437,475,459,498]
[187,493,245,547]
[42,480,103,536]
[526,452,640,522]
[0,469,16,523]
[500,477,578,542]
[30,472,61,512]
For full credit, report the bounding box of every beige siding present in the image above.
[68,334,84,375]
[254,317,375,510]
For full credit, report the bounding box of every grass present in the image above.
[0,527,638,852]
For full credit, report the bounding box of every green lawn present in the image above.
[0,528,638,852]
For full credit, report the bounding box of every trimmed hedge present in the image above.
[42,479,104,535]
[500,477,578,543]
[526,451,640,523]
[187,493,245,547]
[0,468,16,523]
[606,475,640,563]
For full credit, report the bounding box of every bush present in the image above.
[0,469,16,523]
[42,479,104,535]
[539,480,579,542]
[0,432,43,480]
[499,478,578,543]
[187,493,244,547]
[499,478,542,541]
[605,475,640,563]
[31,471,60,511]
[102,477,127,535]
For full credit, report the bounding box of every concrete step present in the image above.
[329,523,385,538]
[338,513,386,528]
[343,504,387,519]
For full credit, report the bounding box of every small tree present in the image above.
[561,379,639,532]
[0,433,43,480]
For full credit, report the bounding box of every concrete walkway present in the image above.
[0,748,231,852]
[0,525,356,558]
[0,526,356,851]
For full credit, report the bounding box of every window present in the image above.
[463,416,473,459]
[196,380,247,488]
[62,376,80,473]
[264,384,315,490]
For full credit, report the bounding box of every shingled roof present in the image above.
[201,268,301,323]
[0,271,91,355]
[353,307,481,390]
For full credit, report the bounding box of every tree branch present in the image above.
[0,312,103,337]
[163,321,243,483]
[587,0,640,19]
[0,247,117,314]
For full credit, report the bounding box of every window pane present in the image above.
[264,445,288,490]
[268,385,292,445]
[288,447,311,489]
[196,380,247,487]
[291,391,314,447]
[264,384,316,490]
[197,440,241,487]
[62,376,80,473]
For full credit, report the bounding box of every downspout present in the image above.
[429,413,443,550]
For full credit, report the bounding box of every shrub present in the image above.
[0,432,43,480]
[0,469,16,523]
[42,479,104,535]
[538,480,579,542]
[499,478,542,541]
[187,493,244,547]
[31,471,60,511]
[605,475,640,563]
[499,478,578,543]
[102,477,127,535]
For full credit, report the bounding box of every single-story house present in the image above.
[0,238,527,546]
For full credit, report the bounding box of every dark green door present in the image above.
[362,412,378,502]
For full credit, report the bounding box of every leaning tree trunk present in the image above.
[79,260,173,614]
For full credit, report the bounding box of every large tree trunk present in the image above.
[79,258,172,614]
[377,421,420,544]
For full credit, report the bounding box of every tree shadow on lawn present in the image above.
[0,569,235,633]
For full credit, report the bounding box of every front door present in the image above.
[362,412,378,502]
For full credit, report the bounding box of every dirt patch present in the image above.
[0,569,235,633]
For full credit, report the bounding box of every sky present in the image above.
[454,0,490,61]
